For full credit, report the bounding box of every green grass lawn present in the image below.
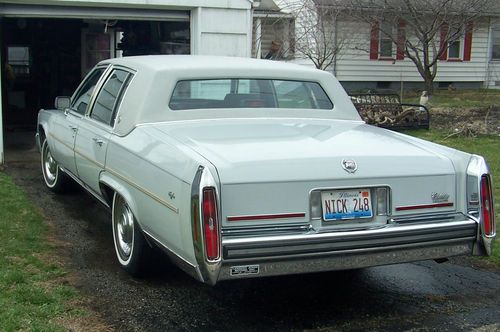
[403,89,500,108]
[0,129,498,331]
[404,129,500,265]
[0,171,83,331]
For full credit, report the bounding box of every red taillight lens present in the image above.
[480,175,495,236]
[202,188,220,261]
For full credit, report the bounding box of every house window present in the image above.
[448,28,461,59]
[440,22,473,61]
[448,40,461,58]
[370,21,405,60]
[7,46,30,76]
[379,22,393,58]
[492,29,500,60]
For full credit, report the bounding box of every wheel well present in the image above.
[39,126,46,143]
[99,183,115,207]
[102,184,152,247]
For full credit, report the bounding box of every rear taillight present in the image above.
[202,187,220,261]
[480,175,495,236]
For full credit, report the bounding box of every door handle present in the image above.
[69,125,78,132]
[92,138,104,147]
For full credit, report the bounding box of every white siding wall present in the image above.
[192,7,252,57]
[291,17,492,85]
[338,19,491,83]
[487,62,500,88]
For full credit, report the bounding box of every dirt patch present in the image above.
[429,106,500,136]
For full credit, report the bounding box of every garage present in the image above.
[0,0,254,163]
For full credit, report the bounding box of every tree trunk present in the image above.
[423,71,434,95]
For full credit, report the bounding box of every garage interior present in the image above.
[1,15,189,159]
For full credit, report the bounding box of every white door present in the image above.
[51,66,108,175]
[74,68,132,194]
[50,111,81,176]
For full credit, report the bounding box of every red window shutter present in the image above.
[463,21,473,61]
[396,20,406,60]
[439,23,449,60]
[370,22,379,60]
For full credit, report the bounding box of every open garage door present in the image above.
[0,4,190,162]
[0,3,189,21]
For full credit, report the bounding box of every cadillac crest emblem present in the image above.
[341,159,357,173]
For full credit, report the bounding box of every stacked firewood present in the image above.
[357,106,424,127]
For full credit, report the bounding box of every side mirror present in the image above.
[54,96,71,110]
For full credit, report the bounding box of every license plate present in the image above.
[321,189,373,221]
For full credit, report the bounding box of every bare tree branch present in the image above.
[341,0,494,93]
[276,0,360,70]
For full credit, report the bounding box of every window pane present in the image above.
[379,22,393,57]
[492,30,500,60]
[91,69,129,126]
[72,68,106,115]
[169,79,332,110]
[448,40,460,59]
[380,40,393,57]
[7,46,30,76]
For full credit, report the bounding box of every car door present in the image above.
[50,66,109,176]
[74,68,133,195]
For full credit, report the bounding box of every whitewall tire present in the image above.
[112,193,149,276]
[41,138,70,192]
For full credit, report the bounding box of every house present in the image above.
[0,0,259,163]
[267,0,500,92]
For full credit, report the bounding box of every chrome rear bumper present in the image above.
[216,216,477,282]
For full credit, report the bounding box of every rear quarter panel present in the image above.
[103,126,209,266]
[389,130,473,215]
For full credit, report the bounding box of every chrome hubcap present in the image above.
[43,145,57,184]
[115,198,134,260]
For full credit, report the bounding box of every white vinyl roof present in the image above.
[99,55,361,135]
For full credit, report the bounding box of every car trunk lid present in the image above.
[154,119,457,229]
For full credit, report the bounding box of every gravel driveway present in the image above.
[4,138,500,332]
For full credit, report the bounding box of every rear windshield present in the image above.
[169,79,333,110]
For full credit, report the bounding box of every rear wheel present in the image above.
[41,138,70,192]
[112,193,150,276]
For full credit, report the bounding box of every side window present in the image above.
[72,67,106,115]
[90,69,130,126]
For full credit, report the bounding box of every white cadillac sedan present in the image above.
[36,55,495,285]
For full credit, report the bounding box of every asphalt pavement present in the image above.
[3,133,500,332]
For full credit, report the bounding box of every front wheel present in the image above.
[112,193,150,276]
[41,137,70,192]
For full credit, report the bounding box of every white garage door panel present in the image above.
[200,33,248,57]
[201,8,248,34]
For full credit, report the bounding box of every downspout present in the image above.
[333,15,338,76]
[484,17,492,88]
[190,7,202,55]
